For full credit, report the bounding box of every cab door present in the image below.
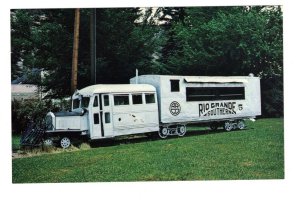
[90,94,103,139]
[101,94,114,137]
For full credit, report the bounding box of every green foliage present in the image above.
[261,75,283,117]
[12,118,284,182]
[11,99,68,134]
[162,6,283,77]
[156,6,283,116]
[93,8,164,83]
[11,6,283,117]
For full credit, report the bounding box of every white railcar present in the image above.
[45,84,159,148]
[45,74,261,148]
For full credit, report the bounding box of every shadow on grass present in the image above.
[90,128,249,148]
[13,127,251,153]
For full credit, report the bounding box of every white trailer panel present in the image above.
[130,75,261,125]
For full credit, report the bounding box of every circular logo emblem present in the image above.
[169,101,181,116]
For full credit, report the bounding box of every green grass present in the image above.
[12,118,284,183]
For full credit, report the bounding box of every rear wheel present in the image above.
[158,127,168,139]
[60,137,71,149]
[177,125,186,136]
[224,121,233,132]
[237,120,245,130]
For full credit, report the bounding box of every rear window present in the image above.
[145,94,155,104]
[170,80,180,92]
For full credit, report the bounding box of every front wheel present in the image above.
[60,137,71,149]
[43,138,53,147]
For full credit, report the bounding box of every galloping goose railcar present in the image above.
[45,74,261,148]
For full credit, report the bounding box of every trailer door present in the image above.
[101,94,114,137]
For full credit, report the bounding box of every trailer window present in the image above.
[104,95,109,106]
[145,94,155,104]
[114,95,129,106]
[186,87,245,101]
[171,80,180,92]
[132,94,143,104]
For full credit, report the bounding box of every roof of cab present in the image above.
[74,84,156,96]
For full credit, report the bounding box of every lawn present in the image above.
[12,118,284,183]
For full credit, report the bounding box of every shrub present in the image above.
[11,99,68,135]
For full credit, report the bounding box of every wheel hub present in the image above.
[43,138,53,146]
[60,137,71,149]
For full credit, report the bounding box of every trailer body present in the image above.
[130,75,261,125]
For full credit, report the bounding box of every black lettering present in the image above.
[228,102,232,109]
[224,102,228,108]
[206,103,209,110]
[232,102,236,111]
[199,104,203,116]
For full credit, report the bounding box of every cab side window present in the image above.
[93,96,98,107]
[132,94,143,104]
[145,94,155,104]
[114,95,129,106]
[104,95,109,106]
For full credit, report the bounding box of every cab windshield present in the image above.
[72,96,90,110]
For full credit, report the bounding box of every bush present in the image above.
[261,76,283,117]
[11,99,68,135]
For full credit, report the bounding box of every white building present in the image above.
[11,84,39,100]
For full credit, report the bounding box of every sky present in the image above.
[1,1,300,200]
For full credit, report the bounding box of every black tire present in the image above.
[158,127,168,139]
[177,125,186,137]
[210,122,218,131]
[237,120,246,130]
[224,121,233,132]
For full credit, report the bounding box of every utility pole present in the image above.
[71,8,80,94]
[90,8,96,84]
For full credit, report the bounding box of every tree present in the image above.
[158,6,283,116]
[11,7,283,117]
[11,8,164,97]
[93,8,165,83]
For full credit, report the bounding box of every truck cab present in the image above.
[45,84,159,148]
